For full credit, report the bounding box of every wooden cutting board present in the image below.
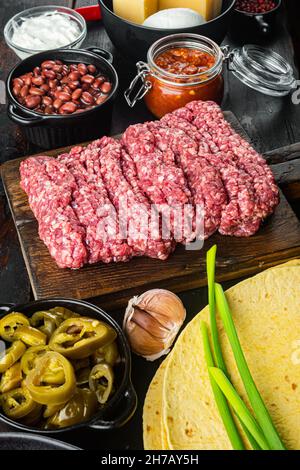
[2,112,300,310]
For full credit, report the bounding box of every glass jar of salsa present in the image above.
[125,33,297,119]
[125,34,224,118]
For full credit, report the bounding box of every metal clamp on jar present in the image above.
[125,33,297,118]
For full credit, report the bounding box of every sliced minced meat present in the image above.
[20,156,88,269]
[58,146,133,264]
[89,137,173,260]
[147,122,227,239]
[122,123,193,243]
[203,152,260,237]
[186,100,279,218]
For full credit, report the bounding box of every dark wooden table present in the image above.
[0,0,300,450]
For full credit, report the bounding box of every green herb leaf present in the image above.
[201,321,245,450]
[206,246,226,371]
[209,367,270,450]
[214,283,285,450]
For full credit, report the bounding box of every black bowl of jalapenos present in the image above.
[0,299,137,434]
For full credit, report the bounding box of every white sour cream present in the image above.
[11,11,82,51]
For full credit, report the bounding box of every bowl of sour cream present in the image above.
[4,5,87,60]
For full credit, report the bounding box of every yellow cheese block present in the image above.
[113,0,159,24]
[158,0,223,21]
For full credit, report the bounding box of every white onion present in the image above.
[143,8,205,29]
[11,12,81,51]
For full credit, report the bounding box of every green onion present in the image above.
[201,321,245,450]
[214,283,285,450]
[206,246,262,450]
[209,368,271,450]
[206,245,226,371]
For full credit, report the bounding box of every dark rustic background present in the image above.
[0,0,300,449]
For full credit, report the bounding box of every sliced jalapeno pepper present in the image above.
[1,386,36,420]
[0,362,22,393]
[49,317,117,359]
[45,388,98,429]
[21,403,43,426]
[0,313,30,342]
[0,341,26,373]
[25,351,76,405]
[30,311,58,339]
[43,402,66,419]
[21,345,49,375]
[89,363,114,405]
[49,307,80,325]
[16,326,47,347]
[93,341,119,366]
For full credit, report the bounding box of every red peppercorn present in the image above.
[235,0,276,14]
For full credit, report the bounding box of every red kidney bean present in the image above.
[43,69,56,80]
[87,64,97,74]
[32,76,45,86]
[29,87,45,96]
[62,65,69,76]
[71,88,82,101]
[59,102,77,114]
[33,67,41,76]
[42,96,53,106]
[96,94,107,105]
[81,74,95,85]
[62,85,72,94]
[57,91,71,102]
[69,80,80,90]
[24,75,32,86]
[53,98,63,110]
[24,95,41,109]
[81,91,94,105]
[12,84,21,96]
[13,77,24,87]
[41,60,56,69]
[44,106,54,114]
[101,82,112,94]
[68,71,81,81]
[77,63,87,75]
[20,85,29,98]
[40,83,50,93]
[92,76,105,89]
[12,59,112,115]
[53,64,63,73]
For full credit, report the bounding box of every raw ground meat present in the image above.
[122,123,195,243]
[147,121,227,238]
[58,145,133,264]
[20,99,279,269]
[20,157,88,269]
[89,137,173,260]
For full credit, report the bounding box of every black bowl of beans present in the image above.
[6,47,118,149]
[230,0,282,43]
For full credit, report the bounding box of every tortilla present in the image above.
[143,261,300,450]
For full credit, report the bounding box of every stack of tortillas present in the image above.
[143,261,300,450]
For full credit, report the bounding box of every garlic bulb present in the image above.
[123,289,186,361]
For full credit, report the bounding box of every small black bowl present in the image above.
[6,47,119,149]
[99,0,236,63]
[229,0,282,44]
[0,432,81,450]
[0,298,137,435]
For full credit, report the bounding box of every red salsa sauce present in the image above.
[144,46,223,119]
[154,47,216,76]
